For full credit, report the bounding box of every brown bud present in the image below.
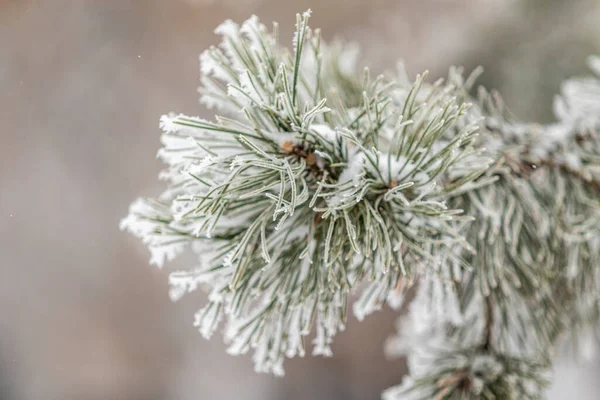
[313,213,322,225]
[281,141,294,152]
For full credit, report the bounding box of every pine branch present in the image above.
[121,11,600,399]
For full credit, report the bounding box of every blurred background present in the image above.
[2,0,600,399]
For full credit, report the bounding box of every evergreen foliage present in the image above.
[122,11,600,397]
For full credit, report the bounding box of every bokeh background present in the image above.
[2,0,600,399]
